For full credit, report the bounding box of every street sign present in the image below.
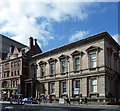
[59,98,64,104]
[74,88,80,95]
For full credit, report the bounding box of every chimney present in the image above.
[29,37,33,49]
[35,38,37,45]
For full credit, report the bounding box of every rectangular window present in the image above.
[4,64,9,69]
[50,64,55,75]
[11,80,17,87]
[13,81,15,87]
[75,57,80,71]
[18,61,20,67]
[62,82,67,94]
[7,71,9,77]
[107,54,111,68]
[4,72,7,77]
[4,71,9,77]
[14,62,17,67]
[74,80,80,95]
[18,70,20,75]
[33,68,37,78]
[90,53,96,68]
[76,80,80,88]
[11,63,14,68]
[51,83,55,94]
[41,66,45,77]
[11,72,13,76]
[15,80,18,87]
[14,71,17,76]
[61,61,66,73]
[91,79,97,92]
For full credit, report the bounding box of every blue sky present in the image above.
[0,1,119,52]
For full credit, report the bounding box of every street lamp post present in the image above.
[67,56,70,103]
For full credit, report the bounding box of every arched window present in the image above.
[2,81,8,88]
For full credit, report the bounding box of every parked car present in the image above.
[22,98,38,104]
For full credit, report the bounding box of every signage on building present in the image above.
[59,98,64,104]
[73,88,80,95]
[99,94,105,96]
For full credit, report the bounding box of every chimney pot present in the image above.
[29,37,33,49]
[35,39,37,45]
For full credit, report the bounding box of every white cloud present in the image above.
[69,30,89,42]
[0,0,91,48]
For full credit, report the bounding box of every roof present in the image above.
[32,31,120,59]
[0,34,27,47]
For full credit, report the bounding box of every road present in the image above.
[1,102,120,111]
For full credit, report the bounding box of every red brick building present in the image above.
[0,37,42,100]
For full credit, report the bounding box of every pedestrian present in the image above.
[114,98,116,102]
[85,97,87,105]
[67,95,70,105]
[10,96,12,104]
[44,95,46,103]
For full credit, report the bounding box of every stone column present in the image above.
[99,76,105,97]
[81,78,87,97]
[45,83,48,95]
[55,81,59,98]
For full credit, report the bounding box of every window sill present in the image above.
[40,76,45,78]
[61,93,67,96]
[89,68,96,70]
[89,92,99,97]
[50,74,55,77]
[74,70,80,73]
[50,93,55,96]
[89,92,98,94]
[73,94,82,97]
[61,73,66,75]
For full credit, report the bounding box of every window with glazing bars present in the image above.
[75,57,80,71]
[61,61,66,73]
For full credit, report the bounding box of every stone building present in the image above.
[27,32,120,101]
[0,37,42,100]
[0,34,27,100]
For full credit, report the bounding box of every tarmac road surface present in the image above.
[1,102,120,111]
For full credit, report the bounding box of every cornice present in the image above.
[32,31,120,60]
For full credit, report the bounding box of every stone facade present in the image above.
[0,36,42,100]
[27,32,120,101]
[0,34,27,100]
[1,32,120,103]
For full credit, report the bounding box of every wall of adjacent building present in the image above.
[0,34,27,100]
